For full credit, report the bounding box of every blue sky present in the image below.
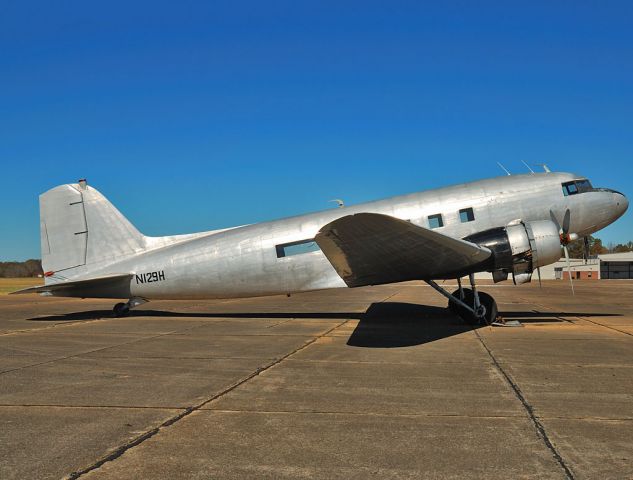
[1,1,632,260]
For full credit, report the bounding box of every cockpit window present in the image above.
[575,179,593,193]
[563,182,578,196]
[562,179,593,196]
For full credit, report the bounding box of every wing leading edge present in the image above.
[315,213,491,288]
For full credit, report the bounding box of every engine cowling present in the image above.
[464,220,561,282]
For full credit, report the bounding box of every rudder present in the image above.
[40,180,145,276]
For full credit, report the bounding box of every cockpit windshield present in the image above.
[562,179,593,196]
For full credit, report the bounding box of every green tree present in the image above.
[0,259,42,278]
[591,238,608,255]
[613,243,633,253]
[566,235,607,259]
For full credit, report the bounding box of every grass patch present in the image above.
[0,278,43,295]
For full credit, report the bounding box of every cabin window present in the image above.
[276,239,320,258]
[428,213,443,229]
[459,207,475,223]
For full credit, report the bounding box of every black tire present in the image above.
[449,289,498,325]
[448,288,471,314]
[477,291,498,325]
[449,288,477,324]
[113,302,130,318]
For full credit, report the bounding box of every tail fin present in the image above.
[40,180,145,276]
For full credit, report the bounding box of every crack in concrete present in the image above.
[65,319,349,479]
[474,329,576,480]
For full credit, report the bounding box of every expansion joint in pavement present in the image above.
[0,317,107,336]
[531,301,633,338]
[473,329,576,480]
[0,321,209,376]
[65,318,350,479]
[575,316,633,338]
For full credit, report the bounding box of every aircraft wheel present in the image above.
[450,288,477,324]
[477,291,498,326]
[448,288,471,314]
[113,302,130,317]
[450,290,497,325]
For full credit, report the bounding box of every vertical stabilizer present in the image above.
[40,184,88,273]
[40,181,145,277]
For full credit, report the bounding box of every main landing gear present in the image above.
[112,297,147,317]
[426,274,498,325]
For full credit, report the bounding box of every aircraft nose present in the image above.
[614,191,628,217]
[620,193,629,213]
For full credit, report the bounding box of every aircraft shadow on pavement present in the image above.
[346,302,472,348]
[27,303,621,348]
[347,304,620,347]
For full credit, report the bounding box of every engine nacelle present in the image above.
[464,220,561,280]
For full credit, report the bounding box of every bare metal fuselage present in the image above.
[68,172,626,300]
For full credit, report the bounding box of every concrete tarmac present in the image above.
[1,280,632,479]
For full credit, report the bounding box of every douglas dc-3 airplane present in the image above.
[13,171,628,324]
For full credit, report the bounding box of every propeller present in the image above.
[550,209,578,295]
[583,236,590,264]
[562,240,575,295]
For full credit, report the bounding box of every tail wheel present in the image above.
[113,302,130,318]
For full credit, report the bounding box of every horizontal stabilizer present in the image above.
[315,213,491,287]
[10,273,133,298]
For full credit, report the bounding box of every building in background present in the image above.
[544,259,599,280]
[473,254,633,281]
[599,252,633,279]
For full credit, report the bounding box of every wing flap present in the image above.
[315,213,491,287]
[10,273,133,298]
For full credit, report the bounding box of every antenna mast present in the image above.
[521,160,535,174]
[497,162,511,175]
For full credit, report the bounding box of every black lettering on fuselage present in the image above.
[135,270,166,285]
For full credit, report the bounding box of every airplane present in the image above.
[12,172,628,324]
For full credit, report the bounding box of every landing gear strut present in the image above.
[112,297,147,317]
[427,275,498,325]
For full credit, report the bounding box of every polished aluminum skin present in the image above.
[26,172,629,300]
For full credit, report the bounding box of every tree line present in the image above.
[0,260,43,278]
[566,237,633,259]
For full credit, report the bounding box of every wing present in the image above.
[315,213,491,287]
[10,273,133,298]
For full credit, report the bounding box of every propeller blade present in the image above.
[563,245,575,296]
[537,267,542,288]
[583,236,590,264]
[562,209,571,235]
[550,210,562,233]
